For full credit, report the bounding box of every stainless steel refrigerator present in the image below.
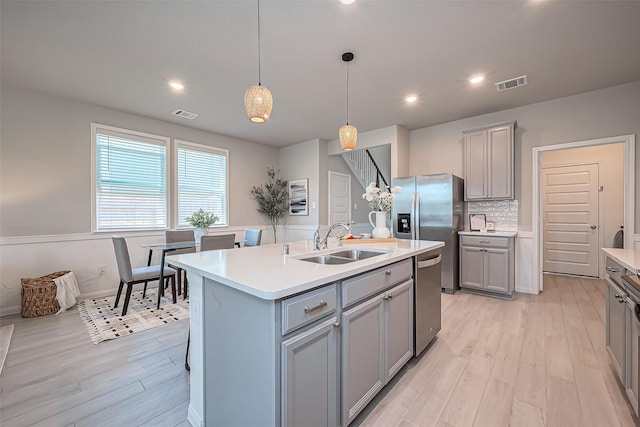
[392,173,464,294]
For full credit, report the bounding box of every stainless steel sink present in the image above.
[298,255,354,265]
[330,249,388,260]
[297,249,390,265]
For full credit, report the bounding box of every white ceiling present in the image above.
[2,1,640,148]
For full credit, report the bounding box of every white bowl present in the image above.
[360,233,371,239]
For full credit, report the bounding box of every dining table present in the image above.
[140,241,197,309]
[140,239,244,309]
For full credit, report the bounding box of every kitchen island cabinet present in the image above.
[168,239,443,427]
[341,260,414,425]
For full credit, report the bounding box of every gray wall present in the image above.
[409,80,640,232]
[0,84,279,237]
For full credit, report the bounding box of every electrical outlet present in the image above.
[98,264,107,275]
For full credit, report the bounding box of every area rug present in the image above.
[0,324,15,374]
[78,290,189,344]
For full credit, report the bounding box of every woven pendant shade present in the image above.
[244,84,273,124]
[339,124,357,151]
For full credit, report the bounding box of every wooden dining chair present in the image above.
[243,228,262,247]
[200,234,236,251]
[164,230,195,299]
[111,236,177,316]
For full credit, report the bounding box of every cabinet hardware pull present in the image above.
[383,294,394,301]
[385,270,392,275]
[590,225,597,229]
[479,240,490,244]
[333,322,341,328]
[304,300,327,313]
[606,267,618,272]
[615,293,620,298]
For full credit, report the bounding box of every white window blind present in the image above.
[176,141,228,228]
[94,126,168,231]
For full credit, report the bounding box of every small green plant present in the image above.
[250,167,289,243]
[185,209,219,228]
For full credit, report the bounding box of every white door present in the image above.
[542,163,599,277]
[328,171,351,225]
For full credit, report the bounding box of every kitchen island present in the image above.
[167,238,443,427]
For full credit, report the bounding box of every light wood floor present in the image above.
[1,274,637,426]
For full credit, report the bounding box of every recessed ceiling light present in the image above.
[405,95,418,103]
[169,80,185,90]
[468,74,485,84]
[340,0,356,4]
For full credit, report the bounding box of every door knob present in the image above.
[590,225,597,229]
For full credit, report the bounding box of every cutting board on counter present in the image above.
[341,237,397,244]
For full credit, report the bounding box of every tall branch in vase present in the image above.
[250,167,289,243]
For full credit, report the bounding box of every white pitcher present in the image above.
[368,211,391,238]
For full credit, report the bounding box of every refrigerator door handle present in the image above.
[414,192,420,240]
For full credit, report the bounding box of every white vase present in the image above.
[194,227,208,243]
[369,211,391,239]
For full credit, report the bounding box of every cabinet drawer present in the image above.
[460,235,510,248]
[342,259,412,308]
[282,284,337,335]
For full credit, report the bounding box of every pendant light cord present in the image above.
[257,0,262,86]
[345,61,349,125]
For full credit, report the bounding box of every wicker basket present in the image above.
[21,270,69,318]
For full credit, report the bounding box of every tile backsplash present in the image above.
[465,200,519,232]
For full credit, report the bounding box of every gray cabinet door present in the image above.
[384,279,414,381]
[487,125,513,199]
[464,130,487,200]
[484,247,510,293]
[606,280,626,383]
[282,316,339,427]
[626,301,639,416]
[342,295,385,426]
[460,245,484,289]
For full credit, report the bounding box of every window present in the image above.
[92,124,169,231]
[175,140,228,228]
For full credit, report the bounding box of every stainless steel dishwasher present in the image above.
[414,248,442,356]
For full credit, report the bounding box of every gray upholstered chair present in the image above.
[243,228,262,247]
[200,234,236,251]
[111,236,177,316]
[164,230,195,299]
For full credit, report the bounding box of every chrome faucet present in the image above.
[313,220,355,250]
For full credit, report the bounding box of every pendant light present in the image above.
[339,52,357,151]
[244,0,273,124]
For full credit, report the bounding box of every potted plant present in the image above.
[250,167,289,243]
[185,208,219,242]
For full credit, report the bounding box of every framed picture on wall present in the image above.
[289,179,308,216]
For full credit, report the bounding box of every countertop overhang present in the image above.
[167,239,444,300]
[459,230,518,237]
[601,247,640,273]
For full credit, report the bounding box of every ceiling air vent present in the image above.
[172,109,198,120]
[495,75,528,92]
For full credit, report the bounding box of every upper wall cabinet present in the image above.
[463,120,516,201]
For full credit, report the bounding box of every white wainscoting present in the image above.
[0,227,260,317]
[515,231,534,295]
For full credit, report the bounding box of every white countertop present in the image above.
[167,239,444,300]
[601,248,640,273]
[459,230,518,237]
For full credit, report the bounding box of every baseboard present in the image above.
[187,404,204,427]
[0,305,21,317]
[0,288,139,319]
